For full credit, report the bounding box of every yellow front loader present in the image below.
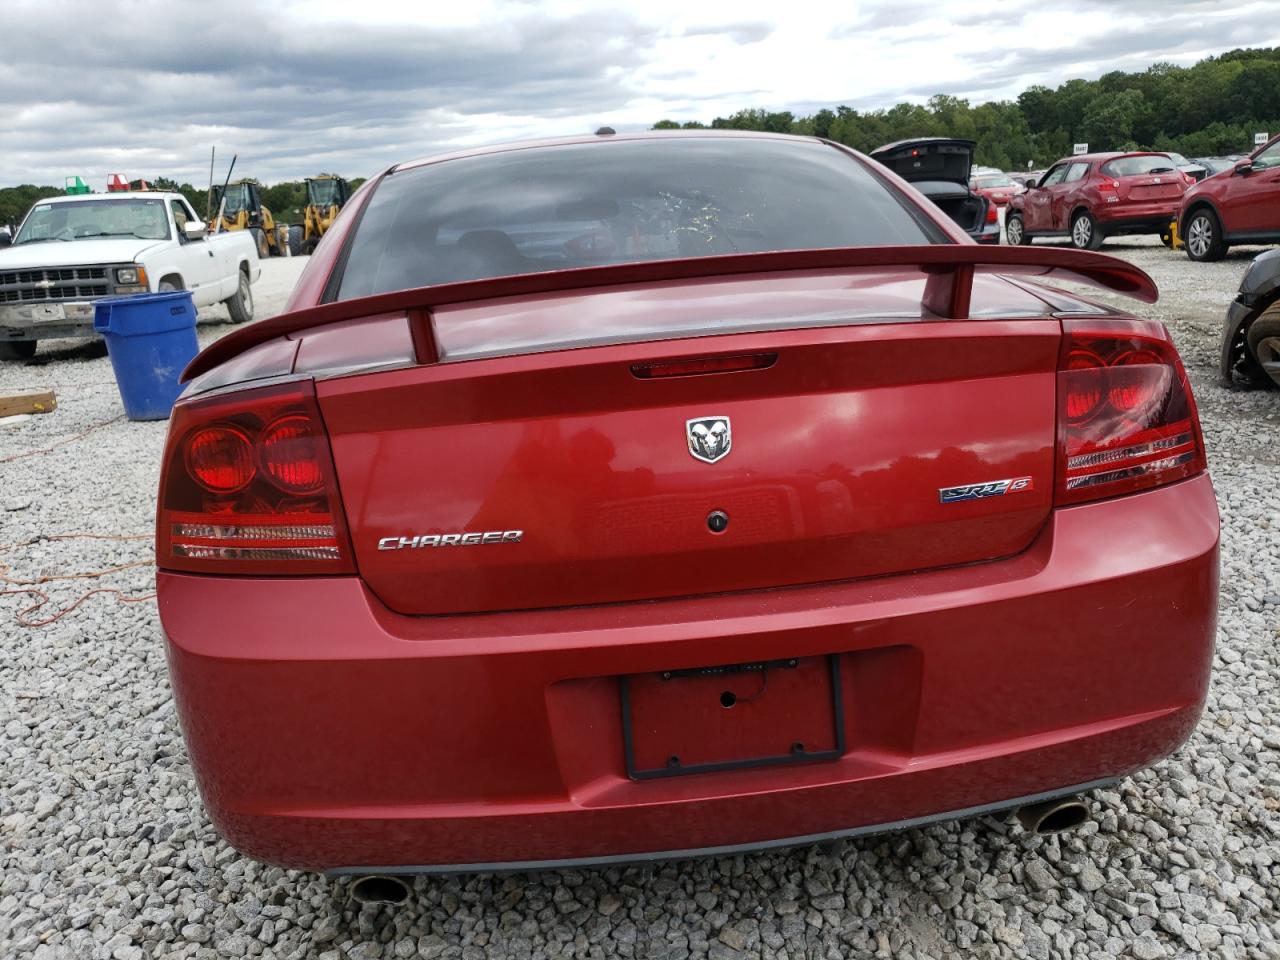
[300,176,351,254]
[212,179,290,258]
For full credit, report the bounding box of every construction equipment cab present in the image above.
[301,176,350,254]
[213,179,289,259]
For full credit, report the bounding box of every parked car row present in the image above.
[981,137,1280,261]
[867,137,1280,393]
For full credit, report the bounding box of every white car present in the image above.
[0,192,259,360]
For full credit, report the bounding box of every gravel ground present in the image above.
[1,242,1278,960]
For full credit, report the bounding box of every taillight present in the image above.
[1097,180,1120,202]
[985,202,999,223]
[1056,320,1206,506]
[157,380,355,574]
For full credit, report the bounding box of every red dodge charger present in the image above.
[158,132,1218,875]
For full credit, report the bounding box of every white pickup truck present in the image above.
[0,192,259,360]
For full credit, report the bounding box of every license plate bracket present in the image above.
[31,303,66,323]
[620,655,845,780]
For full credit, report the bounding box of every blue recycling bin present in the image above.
[93,291,199,421]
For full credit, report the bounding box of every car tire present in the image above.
[1184,208,1226,262]
[0,340,37,362]
[158,276,182,292]
[1005,213,1031,246]
[250,227,270,260]
[1070,211,1103,250]
[1245,302,1280,388]
[288,225,304,257]
[223,268,254,325]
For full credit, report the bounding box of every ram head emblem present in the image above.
[686,416,732,464]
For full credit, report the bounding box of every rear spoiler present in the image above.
[183,245,1156,382]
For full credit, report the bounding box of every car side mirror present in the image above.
[0,233,11,248]
[1235,161,1253,176]
[183,221,207,240]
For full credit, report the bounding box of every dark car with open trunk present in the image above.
[871,138,1000,244]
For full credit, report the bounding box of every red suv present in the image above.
[159,133,1217,874]
[1007,153,1190,250]
[1179,135,1280,261]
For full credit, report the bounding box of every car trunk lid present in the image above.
[317,269,1064,616]
[1119,175,1184,202]
[870,139,975,187]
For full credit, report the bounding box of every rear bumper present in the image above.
[973,222,1001,244]
[1095,203,1181,233]
[160,475,1219,872]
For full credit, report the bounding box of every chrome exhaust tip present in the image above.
[350,875,411,906]
[1016,796,1090,835]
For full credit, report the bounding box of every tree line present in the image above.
[0,176,367,231]
[652,47,1280,171]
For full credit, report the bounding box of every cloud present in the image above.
[2,0,1279,188]
[0,0,659,185]
[681,21,774,44]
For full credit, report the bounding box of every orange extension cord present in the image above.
[0,533,155,627]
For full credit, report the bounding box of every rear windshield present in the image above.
[1102,156,1178,177]
[975,175,1015,187]
[336,138,942,300]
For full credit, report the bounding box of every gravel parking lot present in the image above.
[1,241,1277,960]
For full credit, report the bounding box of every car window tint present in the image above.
[1064,163,1090,183]
[1102,156,1178,177]
[1040,165,1069,187]
[337,138,945,301]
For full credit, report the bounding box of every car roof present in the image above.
[393,129,825,174]
[36,191,180,204]
[1055,151,1172,165]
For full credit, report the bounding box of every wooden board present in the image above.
[0,389,56,418]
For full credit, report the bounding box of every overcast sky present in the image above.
[3,0,1276,188]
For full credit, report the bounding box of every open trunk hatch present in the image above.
[871,139,975,187]
[318,270,1063,616]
